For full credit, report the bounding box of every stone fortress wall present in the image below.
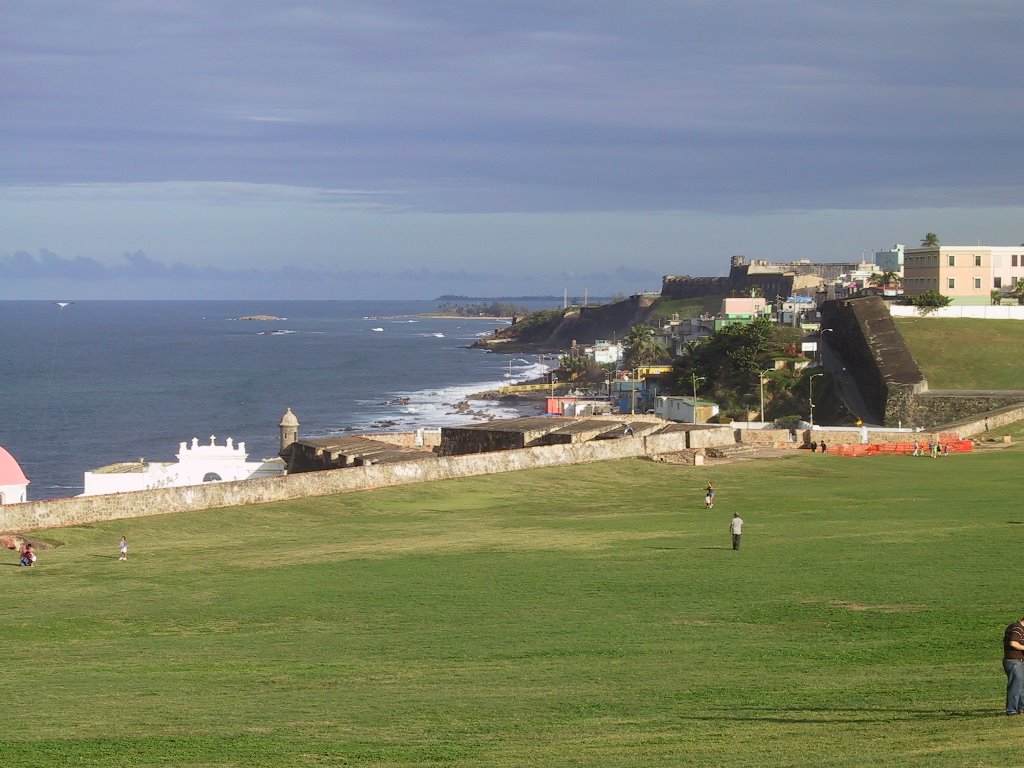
[821,296,1024,428]
[1,429,707,534]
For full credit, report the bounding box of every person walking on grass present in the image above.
[1003,615,1024,715]
[118,536,128,561]
[729,513,744,550]
[705,482,715,509]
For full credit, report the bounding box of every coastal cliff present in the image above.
[473,295,658,352]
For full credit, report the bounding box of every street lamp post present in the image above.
[809,372,824,427]
[759,368,773,423]
[818,328,834,364]
[691,373,705,424]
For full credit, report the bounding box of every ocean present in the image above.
[0,300,557,500]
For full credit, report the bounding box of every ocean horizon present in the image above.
[0,300,559,500]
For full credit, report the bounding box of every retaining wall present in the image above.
[889,305,1024,320]
[687,427,739,449]
[801,428,944,447]
[734,428,799,448]
[896,394,1024,429]
[933,401,1024,438]
[1,431,692,533]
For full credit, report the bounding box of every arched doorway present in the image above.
[202,472,222,483]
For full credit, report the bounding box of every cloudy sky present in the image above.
[2,0,1022,299]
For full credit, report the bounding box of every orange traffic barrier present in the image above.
[825,439,972,457]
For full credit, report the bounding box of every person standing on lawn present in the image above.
[1003,616,1024,715]
[729,513,744,551]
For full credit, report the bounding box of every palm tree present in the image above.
[1013,278,1024,305]
[623,324,667,366]
[868,270,901,290]
[921,232,939,247]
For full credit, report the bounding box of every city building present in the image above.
[652,396,719,424]
[903,245,1024,305]
[874,244,905,275]
[586,340,623,365]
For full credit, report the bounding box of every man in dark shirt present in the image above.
[1002,616,1024,715]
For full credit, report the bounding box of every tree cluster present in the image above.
[436,301,529,317]
[672,317,802,419]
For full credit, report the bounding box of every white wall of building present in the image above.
[889,304,1024,320]
[0,482,28,505]
[654,396,720,424]
[82,436,286,497]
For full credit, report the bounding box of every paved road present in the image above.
[819,340,880,425]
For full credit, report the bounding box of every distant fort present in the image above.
[661,255,859,300]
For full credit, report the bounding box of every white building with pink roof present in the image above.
[0,445,30,504]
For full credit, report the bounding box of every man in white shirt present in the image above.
[729,513,744,550]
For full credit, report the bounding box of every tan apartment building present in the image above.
[903,245,1024,305]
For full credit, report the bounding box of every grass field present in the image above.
[3,446,1024,767]
[896,318,1024,390]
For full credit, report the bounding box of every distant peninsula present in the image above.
[235,315,283,321]
[436,294,611,302]
[428,301,529,318]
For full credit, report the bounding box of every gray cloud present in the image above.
[4,1,1023,213]
[0,248,652,298]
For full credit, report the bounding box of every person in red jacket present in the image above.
[19,543,36,567]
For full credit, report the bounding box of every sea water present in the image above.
[0,300,555,500]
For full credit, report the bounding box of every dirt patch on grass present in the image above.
[236,524,680,568]
[802,598,927,614]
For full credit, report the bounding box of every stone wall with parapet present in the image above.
[360,430,442,448]
[916,400,1024,437]
[1,431,694,533]
[734,428,800,447]
[660,275,732,300]
[892,393,1024,430]
[799,428,944,447]
[686,427,738,449]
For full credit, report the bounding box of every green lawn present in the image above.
[896,318,1024,390]
[3,447,1024,766]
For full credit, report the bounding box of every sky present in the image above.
[2,0,1023,300]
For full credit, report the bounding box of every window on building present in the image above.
[974,277,982,289]
[948,278,955,290]
[1014,254,1019,267]
[948,254,955,267]
[995,277,1002,288]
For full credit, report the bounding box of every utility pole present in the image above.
[759,369,773,423]
[691,373,705,424]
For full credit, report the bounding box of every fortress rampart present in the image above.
[821,296,1024,427]
[1,430,695,533]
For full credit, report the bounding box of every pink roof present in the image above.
[0,445,29,486]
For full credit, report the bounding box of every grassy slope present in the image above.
[3,447,1024,767]
[649,295,723,319]
[896,318,1024,390]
